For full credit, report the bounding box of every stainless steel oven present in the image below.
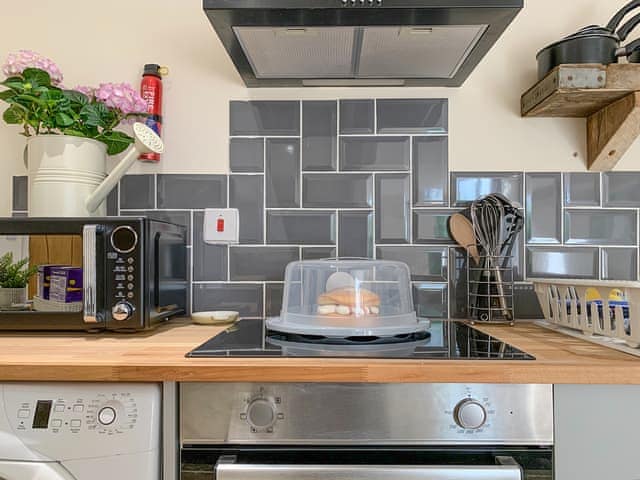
[0,217,187,332]
[180,383,553,480]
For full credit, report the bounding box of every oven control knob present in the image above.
[453,399,487,429]
[98,406,116,426]
[112,302,134,321]
[246,399,276,429]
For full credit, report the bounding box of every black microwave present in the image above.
[0,217,187,332]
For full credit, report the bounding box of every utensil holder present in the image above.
[466,249,514,325]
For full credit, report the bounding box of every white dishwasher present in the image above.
[0,383,160,480]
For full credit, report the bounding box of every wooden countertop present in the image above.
[0,320,638,384]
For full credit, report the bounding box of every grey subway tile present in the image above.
[193,211,228,281]
[603,172,640,207]
[340,137,410,171]
[339,100,374,134]
[302,101,337,171]
[265,283,285,317]
[230,138,264,173]
[338,211,374,259]
[451,172,523,206]
[12,176,27,211]
[525,173,561,244]
[107,186,118,216]
[157,174,226,209]
[449,248,468,318]
[526,246,599,279]
[229,175,264,244]
[120,174,155,210]
[302,247,337,260]
[376,246,447,282]
[602,248,638,281]
[11,212,27,218]
[267,211,336,245]
[375,174,410,244]
[413,209,456,244]
[230,101,300,136]
[377,99,447,134]
[564,172,600,207]
[302,173,372,208]
[413,136,448,206]
[229,246,299,281]
[121,210,191,245]
[564,209,637,246]
[266,138,300,208]
[193,283,263,317]
[413,283,448,318]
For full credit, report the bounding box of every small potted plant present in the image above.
[0,253,37,307]
[0,50,149,217]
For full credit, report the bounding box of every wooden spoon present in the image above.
[448,213,480,265]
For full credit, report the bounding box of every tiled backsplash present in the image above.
[11,98,640,319]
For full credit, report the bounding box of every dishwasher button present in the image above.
[98,406,117,426]
[17,409,30,418]
[73,404,84,413]
[54,404,65,412]
[70,419,81,428]
[51,419,62,428]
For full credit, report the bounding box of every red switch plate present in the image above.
[216,218,225,232]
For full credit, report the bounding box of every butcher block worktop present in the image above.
[0,320,638,384]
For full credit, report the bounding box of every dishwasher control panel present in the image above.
[0,383,160,460]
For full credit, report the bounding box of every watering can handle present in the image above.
[23,144,28,169]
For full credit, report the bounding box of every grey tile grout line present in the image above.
[189,210,195,313]
[299,101,303,210]
[409,135,414,246]
[263,136,267,245]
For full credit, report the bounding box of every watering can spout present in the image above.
[85,123,164,214]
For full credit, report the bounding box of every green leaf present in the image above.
[62,90,89,106]
[2,105,23,124]
[80,104,103,127]
[0,89,16,101]
[54,112,74,127]
[98,130,134,155]
[62,128,86,138]
[1,77,25,92]
[21,68,51,88]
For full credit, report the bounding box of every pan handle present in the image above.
[621,37,640,56]
[607,0,640,32]
[617,12,640,41]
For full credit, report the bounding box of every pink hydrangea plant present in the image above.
[95,82,148,115]
[1,50,63,85]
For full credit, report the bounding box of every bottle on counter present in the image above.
[139,63,168,163]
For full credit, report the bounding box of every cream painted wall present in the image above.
[1,0,639,217]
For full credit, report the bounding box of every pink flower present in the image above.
[73,85,95,97]
[2,50,64,85]
[94,82,146,114]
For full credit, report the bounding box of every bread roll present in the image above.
[317,287,380,308]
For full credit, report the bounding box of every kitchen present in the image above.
[1,1,640,480]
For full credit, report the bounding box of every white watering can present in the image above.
[26,122,164,217]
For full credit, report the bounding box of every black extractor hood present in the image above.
[203,0,523,87]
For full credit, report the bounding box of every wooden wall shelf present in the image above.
[521,63,640,171]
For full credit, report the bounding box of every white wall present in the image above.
[1,0,639,216]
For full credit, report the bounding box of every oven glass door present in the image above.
[181,448,552,480]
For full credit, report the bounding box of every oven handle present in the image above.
[215,456,523,480]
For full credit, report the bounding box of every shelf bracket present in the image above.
[587,92,640,171]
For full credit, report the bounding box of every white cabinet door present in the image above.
[555,385,640,480]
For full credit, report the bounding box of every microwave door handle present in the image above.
[214,456,523,480]
[83,225,99,324]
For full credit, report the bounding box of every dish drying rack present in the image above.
[532,278,640,357]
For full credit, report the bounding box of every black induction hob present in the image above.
[186,319,534,360]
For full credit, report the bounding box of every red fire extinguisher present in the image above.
[139,64,168,162]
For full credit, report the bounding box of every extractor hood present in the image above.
[203,0,523,87]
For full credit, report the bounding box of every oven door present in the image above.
[216,455,523,480]
[181,448,553,480]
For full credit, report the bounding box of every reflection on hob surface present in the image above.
[186,319,534,360]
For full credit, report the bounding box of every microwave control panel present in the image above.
[106,224,141,325]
